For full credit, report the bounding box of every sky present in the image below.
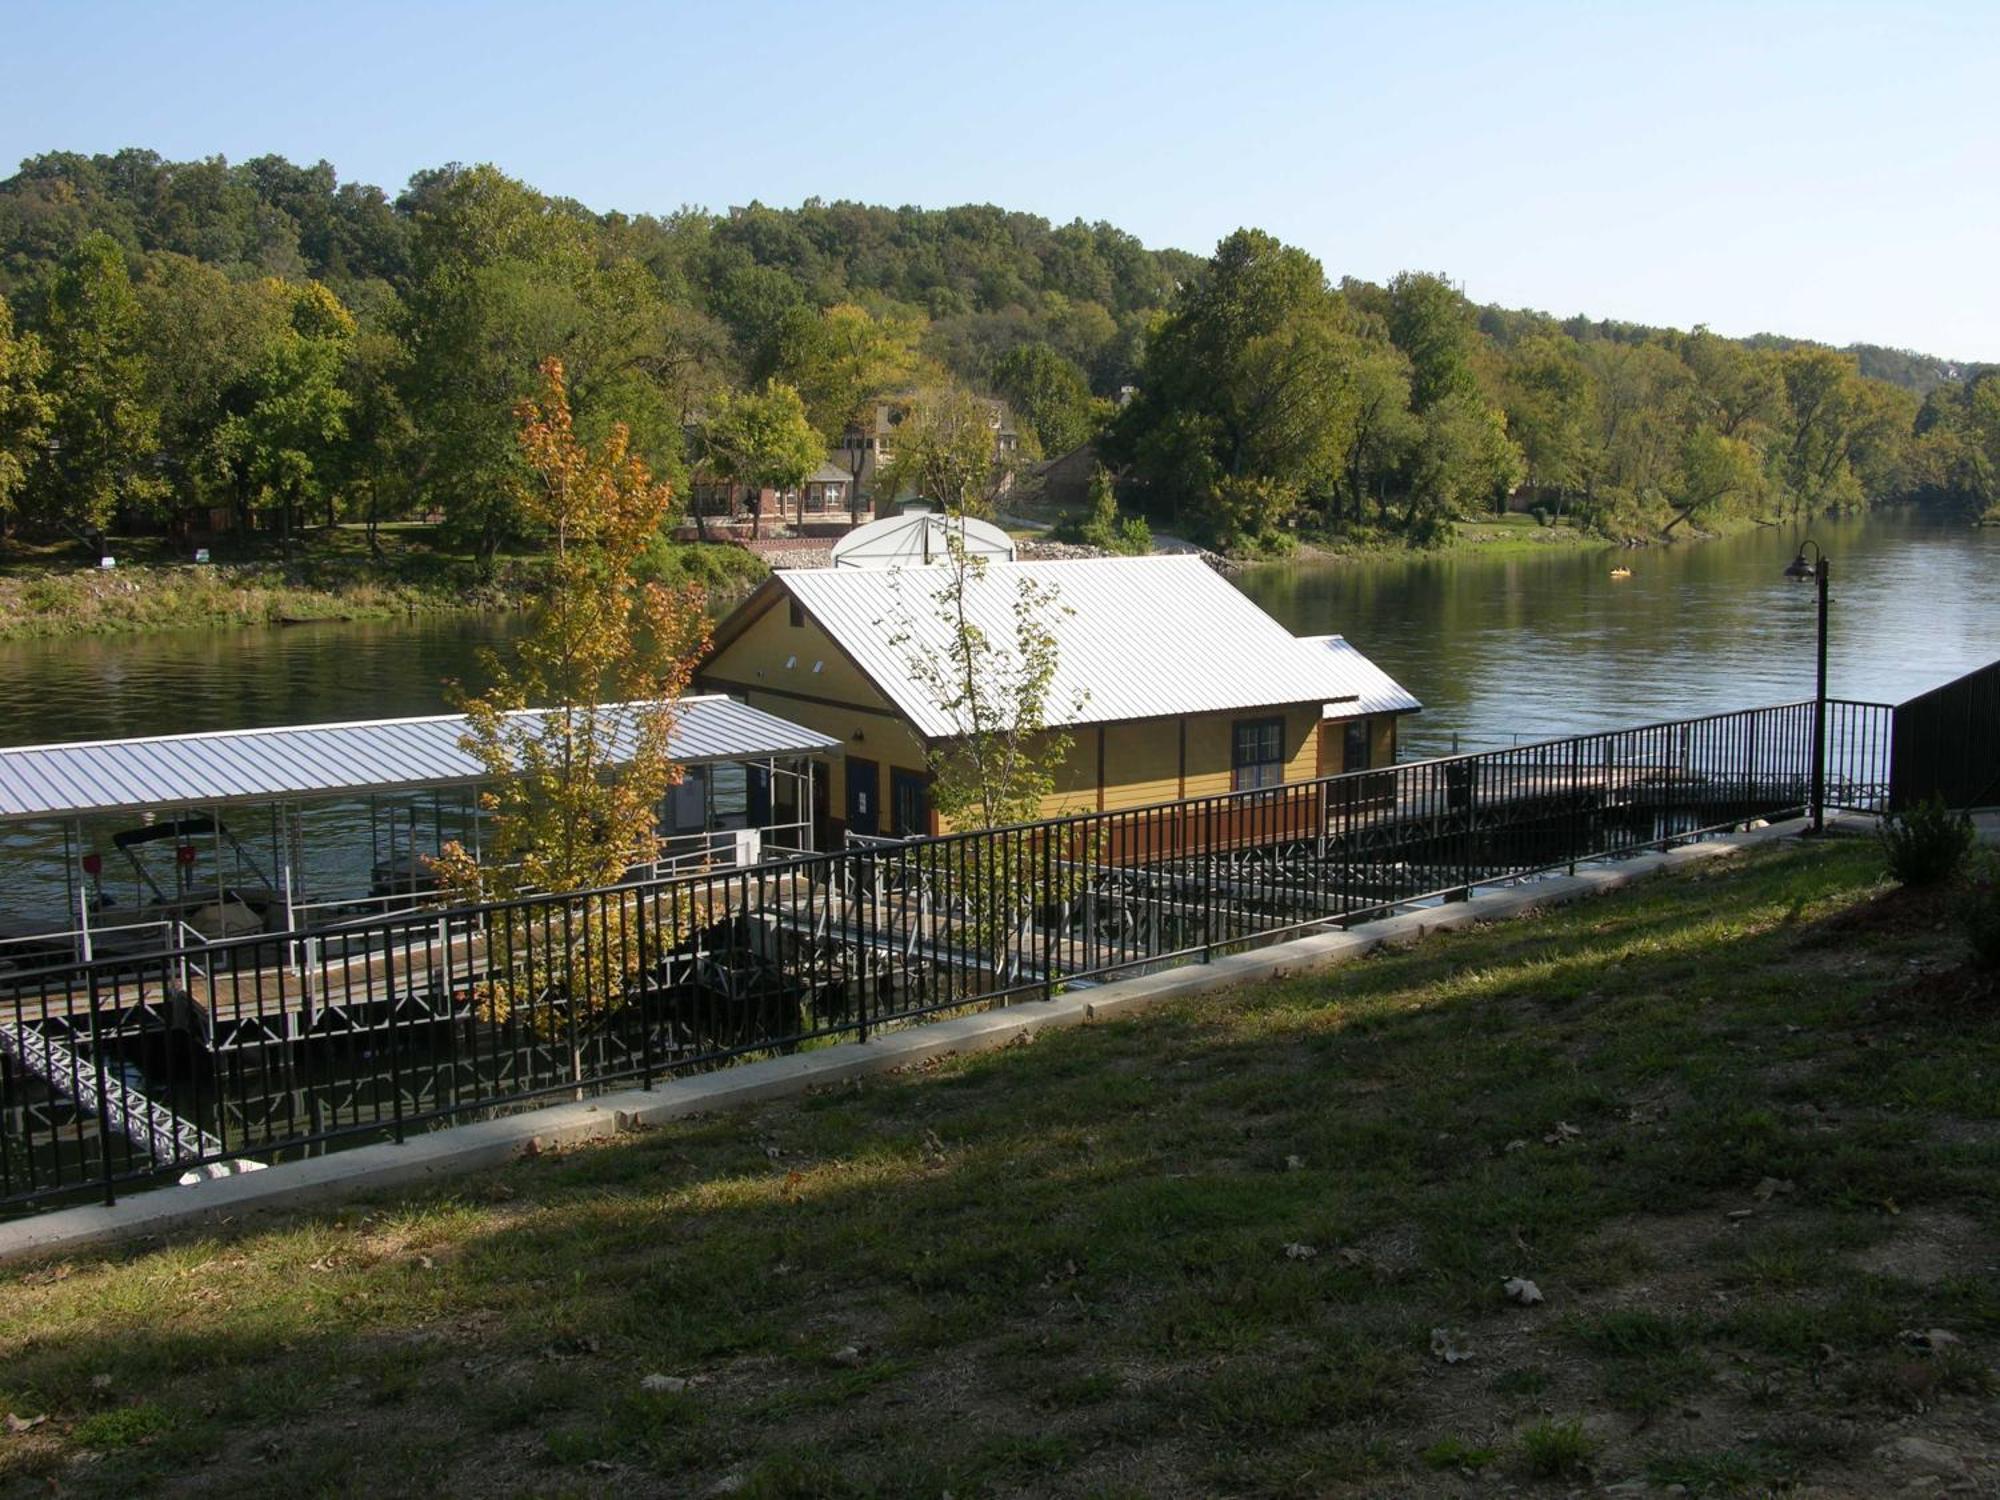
[8,0,1999,360]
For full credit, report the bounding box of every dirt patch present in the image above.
[1849,1208,2000,1287]
[1817,881,1954,940]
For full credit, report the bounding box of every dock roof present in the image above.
[748,555,1420,739]
[0,696,840,824]
[1296,635,1423,717]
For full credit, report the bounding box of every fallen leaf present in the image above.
[1753,1177,1795,1202]
[1543,1121,1583,1146]
[3,1414,46,1434]
[1899,1328,1963,1353]
[1503,1277,1544,1306]
[1285,1154,1305,1171]
[829,1345,864,1368]
[1503,1139,1528,1154]
[641,1373,688,1393]
[1283,1242,1317,1261]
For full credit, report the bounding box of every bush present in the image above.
[1517,1418,1595,1479]
[1960,856,2000,971]
[1879,797,1975,887]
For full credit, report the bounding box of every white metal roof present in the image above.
[828,505,1017,569]
[0,696,840,823]
[776,554,1419,739]
[1296,635,1424,717]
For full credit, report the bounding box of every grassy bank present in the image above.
[2,838,1995,1496]
[0,527,769,642]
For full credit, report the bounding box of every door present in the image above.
[890,768,929,838]
[845,757,879,837]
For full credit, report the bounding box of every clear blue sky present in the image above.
[9,0,1998,359]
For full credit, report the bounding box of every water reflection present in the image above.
[1,514,1995,924]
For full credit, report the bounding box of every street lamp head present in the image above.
[1783,551,1817,582]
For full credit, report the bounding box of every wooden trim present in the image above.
[1176,717,1186,800]
[1095,725,1106,813]
[698,677,929,742]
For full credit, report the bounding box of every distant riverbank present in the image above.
[0,532,769,641]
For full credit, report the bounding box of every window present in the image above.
[1343,719,1371,773]
[891,769,929,837]
[1231,717,1285,791]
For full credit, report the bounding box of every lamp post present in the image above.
[1783,539,1830,833]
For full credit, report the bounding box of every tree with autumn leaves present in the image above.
[435,357,710,1077]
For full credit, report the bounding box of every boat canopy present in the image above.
[0,696,841,824]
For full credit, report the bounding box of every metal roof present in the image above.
[808,460,854,485]
[777,554,1418,739]
[1296,635,1424,717]
[0,696,840,824]
[828,505,1017,570]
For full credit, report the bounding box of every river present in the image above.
[1,512,1994,923]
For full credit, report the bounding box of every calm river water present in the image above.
[1,512,1994,922]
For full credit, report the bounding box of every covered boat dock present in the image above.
[0,696,841,967]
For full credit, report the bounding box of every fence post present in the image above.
[86,961,116,1207]
[383,916,405,1146]
[637,885,655,1092]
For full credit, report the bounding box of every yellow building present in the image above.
[698,554,1419,841]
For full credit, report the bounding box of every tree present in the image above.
[434,358,711,1079]
[697,379,822,538]
[0,301,51,527]
[1386,271,1479,413]
[1661,425,1763,536]
[764,301,921,442]
[1502,334,1594,514]
[209,280,355,562]
[1404,392,1524,540]
[991,342,1102,456]
[877,382,1007,516]
[1109,229,1364,544]
[24,231,164,545]
[399,165,681,557]
[886,517,1089,981]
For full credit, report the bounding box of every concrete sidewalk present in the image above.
[0,816,1849,1265]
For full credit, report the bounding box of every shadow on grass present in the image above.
[4,839,1996,1498]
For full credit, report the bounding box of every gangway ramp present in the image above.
[0,1020,261,1178]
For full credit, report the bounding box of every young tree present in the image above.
[698,379,822,538]
[434,358,711,1077]
[886,517,1089,981]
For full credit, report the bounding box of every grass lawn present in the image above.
[1,838,1995,1497]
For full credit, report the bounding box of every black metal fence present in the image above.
[1891,659,2000,811]
[0,697,1894,1214]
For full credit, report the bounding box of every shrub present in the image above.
[1878,797,1975,887]
[1960,856,2000,971]
[1517,1417,1595,1479]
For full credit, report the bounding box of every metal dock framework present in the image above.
[1,693,1906,1214]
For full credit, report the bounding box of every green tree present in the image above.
[0,301,51,527]
[878,382,1008,516]
[210,280,356,561]
[991,342,1102,456]
[1109,229,1364,544]
[764,301,921,441]
[1502,334,1594,514]
[25,231,165,545]
[1661,425,1763,536]
[697,379,822,538]
[1386,271,1479,413]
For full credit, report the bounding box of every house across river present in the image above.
[698,550,1420,840]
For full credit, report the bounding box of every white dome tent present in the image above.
[827,502,1017,570]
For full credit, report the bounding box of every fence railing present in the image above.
[1891,659,2000,811]
[0,696,1894,1214]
